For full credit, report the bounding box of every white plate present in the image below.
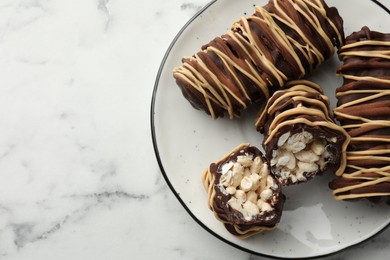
[151,0,390,258]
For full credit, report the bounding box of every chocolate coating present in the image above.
[329,27,390,203]
[173,0,344,119]
[256,80,350,185]
[202,144,284,238]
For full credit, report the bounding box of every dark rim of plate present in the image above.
[150,0,390,259]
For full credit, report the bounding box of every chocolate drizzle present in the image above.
[329,27,390,203]
[173,0,344,119]
[256,80,350,185]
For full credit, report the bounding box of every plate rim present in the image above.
[150,0,390,258]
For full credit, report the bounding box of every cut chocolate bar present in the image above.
[256,80,350,185]
[202,144,284,238]
[329,27,390,203]
[173,0,344,119]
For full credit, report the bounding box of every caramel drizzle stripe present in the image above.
[286,36,314,72]
[256,102,269,128]
[238,16,287,86]
[234,18,284,85]
[267,89,326,114]
[192,60,232,111]
[342,121,390,129]
[332,177,390,199]
[270,102,332,128]
[343,165,390,178]
[292,96,331,116]
[225,31,269,98]
[339,40,390,51]
[174,46,252,119]
[266,84,327,112]
[180,60,229,107]
[273,1,323,62]
[336,89,390,97]
[334,110,388,125]
[347,155,390,162]
[174,67,220,119]
[181,49,256,118]
[339,50,390,61]
[265,84,333,125]
[303,0,343,46]
[255,7,306,77]
[350,137,390,143]
[224,59,252,103]
[335,106,389,123]
[206,46,258,105]
[338,75,390,84]
[225,31,259,67]
[271,0,324,63]
[232,224,274,238]
[193,52,239,117]
[333,176,390,194]
[347,149,390,156]
[292,0,334,53]
[268,18,306,77]
[335,92,389,109]
[202,167,215,210]
[333,191,390,201]
[230,20,268,71]
[285,81,324,93]
[343,175,390,181]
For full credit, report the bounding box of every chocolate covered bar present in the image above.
[202,144,284,238]
[256,80,350,185]
[173,0,344,119]
[329,27,390,203]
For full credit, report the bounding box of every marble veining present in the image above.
[0,0,388,259]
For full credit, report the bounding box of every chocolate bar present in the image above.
[202,144,284,237]
[256,80,350,185]
[329,27,390,203]
[173,0,344,119]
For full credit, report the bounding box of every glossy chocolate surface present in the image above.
[330,26,390,202]
[256,80,349,185]
[202,144,284,237]
[173,0,344,119]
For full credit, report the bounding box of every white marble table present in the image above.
[0,0,388,259]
